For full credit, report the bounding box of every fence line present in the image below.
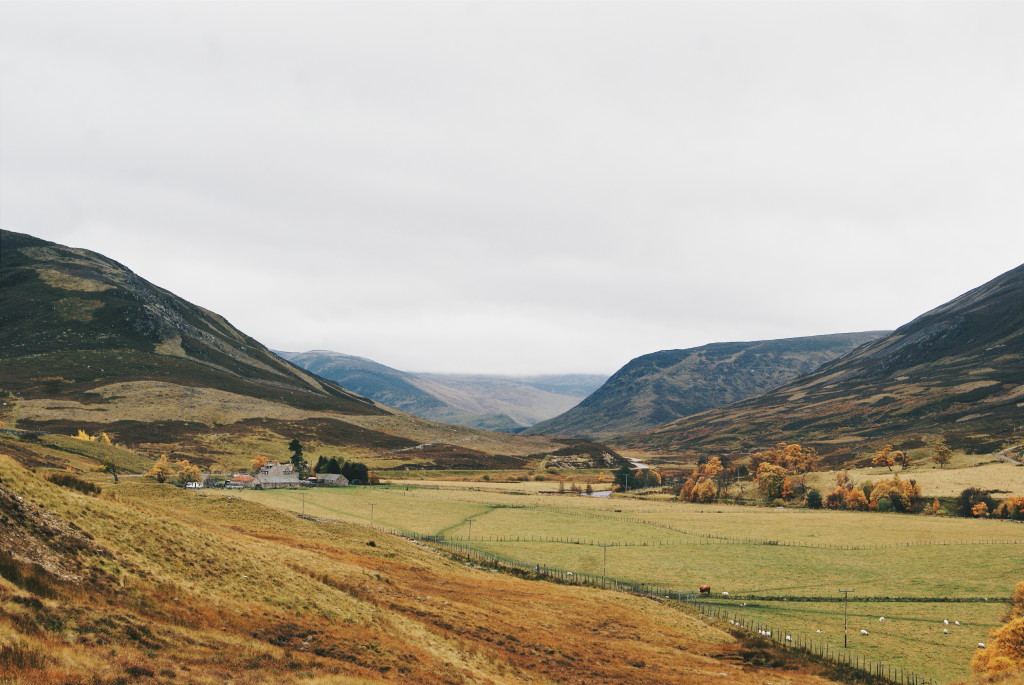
[546,507,1024,550]
[311,515,939,685]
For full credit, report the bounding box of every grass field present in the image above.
[220,483,1024,683]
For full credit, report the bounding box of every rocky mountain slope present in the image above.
[527,332,886,439]
[628,263,1024,460]
[280,349,605,432]
[0,230,571,470]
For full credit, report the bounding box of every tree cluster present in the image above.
[146,455,201,485]
[312,455,371,484]
[821,471,921,512]
[957,488,998,518]
[614,464,660,491]
[750,443,820,474]
[679,457,722,503]
[870,445,914,471]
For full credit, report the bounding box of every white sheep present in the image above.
[722,591,730,597]
[879,617,886,622]
[816,629,822,634]
[943,619,949,625]
[943,629,949,634]
[785,635,792,642]
[978,642,986,649]
[860,629,869,636]
[955,621,961,626]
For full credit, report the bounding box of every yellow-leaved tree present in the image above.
[175,459,202,485]
[755,463,788,502]
[250,455,270,473]
[146,455,176,483]
[973,581,1024,676]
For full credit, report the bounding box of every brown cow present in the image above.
[699,585,711,595]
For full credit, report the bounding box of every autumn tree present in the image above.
[680,457,721,503]
[931,439,953,469]
[250,455,269,473]
[972,581,1024,676]
[869,474,921,513]
[146,455,175,483]
[957,488,997,518]
[755,463,788,502]
[175,459,202,485]
[751,443,820,474]
[870,445,902,471]
[973,501,990,518]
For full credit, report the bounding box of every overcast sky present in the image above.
[2,1,1022,375]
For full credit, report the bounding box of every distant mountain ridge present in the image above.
[628,263,1024,459]
[278,350,607,432]
[526,331,888,439]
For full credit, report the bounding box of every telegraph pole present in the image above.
[840,589,854,648]
[369,503,375,527]
[467,519,473,541]
[601,544,609,587]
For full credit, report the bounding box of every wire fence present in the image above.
[547,507,1024,550]
[319,517,944,685]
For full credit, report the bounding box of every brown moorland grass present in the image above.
[0,452,842,685]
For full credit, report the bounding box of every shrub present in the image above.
[805,489,822,509]
[47,472,100,496]
[957,488,997,518]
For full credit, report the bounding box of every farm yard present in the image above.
[218,483,1024,683]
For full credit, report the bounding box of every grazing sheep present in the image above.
[978,642,986,649]
[943,629,949,634]
[879,617,886,622]
[785,635,792,642]
[860,629,869,636]
[816,629,822,634]
[943,619,949,625]
[955,621,961,626]
[722,591,730,597]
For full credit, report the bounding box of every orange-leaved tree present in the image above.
[870,445,902,472]
[250,455,270,473]
[751,443,819,474]
[680,457,722,503]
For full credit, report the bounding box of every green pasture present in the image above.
[696,598,1001,683]
[214,485,1024,682]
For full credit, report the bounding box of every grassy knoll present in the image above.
[223,485,1024,682]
